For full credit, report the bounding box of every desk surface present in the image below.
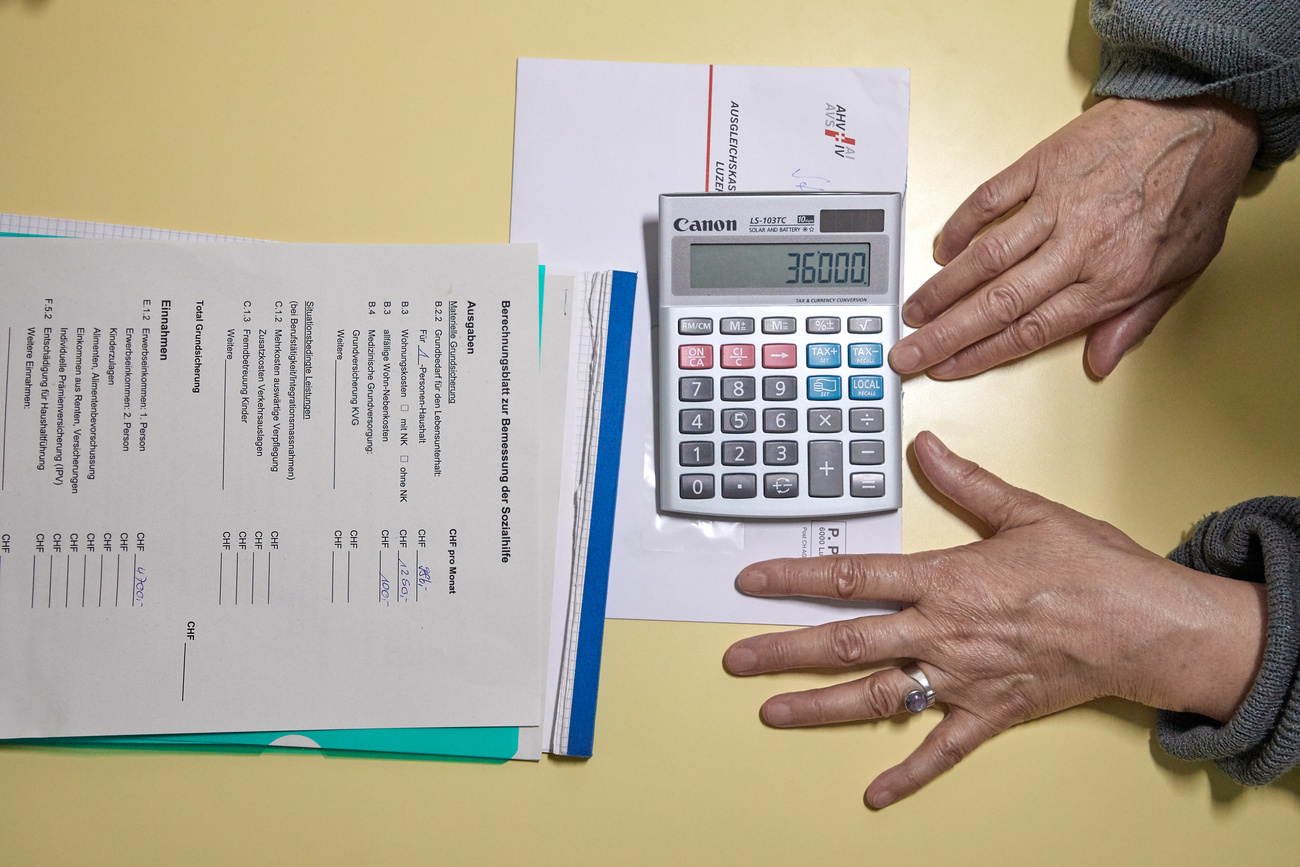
[3,1,1300,863]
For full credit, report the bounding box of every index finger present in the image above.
[736,552,938,604]
[934,156,1039,265]
[903,201,1054,328]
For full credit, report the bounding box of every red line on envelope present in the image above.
[704,64,714,191]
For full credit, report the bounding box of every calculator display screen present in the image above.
[689,243,872,291]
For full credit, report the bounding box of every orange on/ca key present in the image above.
[719,344,756,369]
[678,344,713,369]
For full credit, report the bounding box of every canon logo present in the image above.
[672,218,737,232]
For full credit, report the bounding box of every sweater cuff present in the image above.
[1157,498,1300,785]
[1096,49,1300,169]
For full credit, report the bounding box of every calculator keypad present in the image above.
[662,306,898,518]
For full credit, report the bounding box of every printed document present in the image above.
[0,239,547,737]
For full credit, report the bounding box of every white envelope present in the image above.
[511,58,910,625]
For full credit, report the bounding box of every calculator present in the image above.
[656,191,902,519]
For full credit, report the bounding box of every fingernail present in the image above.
[922,431,949,456]
[890,343,922,373]
[726,646,757,674]
[932,233,946,264]
[868,789,896,809]
[901,300,924,326]
[763,700,794,726]
[735,566,768,595]
[928,358,956,378]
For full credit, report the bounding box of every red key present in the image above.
[719,344,756,369]
[678,344,713,369]
[763,344,797,368]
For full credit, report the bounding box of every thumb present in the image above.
[913,431,1050,533]
[865,710,997,808]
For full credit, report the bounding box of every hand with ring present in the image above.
[722,431,1269,808]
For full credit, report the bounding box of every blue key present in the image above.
[848,343,883,368]
[849,375,884,400]
[807,375,842,400]
[806,343,841,368]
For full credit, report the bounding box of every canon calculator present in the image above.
[656,191,902,519]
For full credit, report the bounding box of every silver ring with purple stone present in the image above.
[901,662,936,714]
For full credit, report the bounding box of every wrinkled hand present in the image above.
[723,432,1266,807]
[890,97,1260,380]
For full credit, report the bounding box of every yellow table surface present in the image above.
[3,1,1300,863]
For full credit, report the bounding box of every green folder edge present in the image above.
[0,236,554,764]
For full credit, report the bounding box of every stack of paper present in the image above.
[0,213,635,760]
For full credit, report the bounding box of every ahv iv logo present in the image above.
[824,103,855,159]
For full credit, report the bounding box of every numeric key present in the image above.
[763,407,798,433]
[679,441,714,466]
[762,376,797,401]
[721,441,757,466]
[680,474,715,499]
[679,408,714,434]
[763,440,798,466]
[721,408,757,433]
[720,376,756,401]
[678,376,713,401]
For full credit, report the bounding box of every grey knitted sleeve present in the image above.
[1158,497,1300,785]
[1090,0,1300,168]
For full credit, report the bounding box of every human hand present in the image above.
[890,96,1260,380]
[722,432,1267,807]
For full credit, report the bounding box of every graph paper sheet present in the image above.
[0,213,262,242]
